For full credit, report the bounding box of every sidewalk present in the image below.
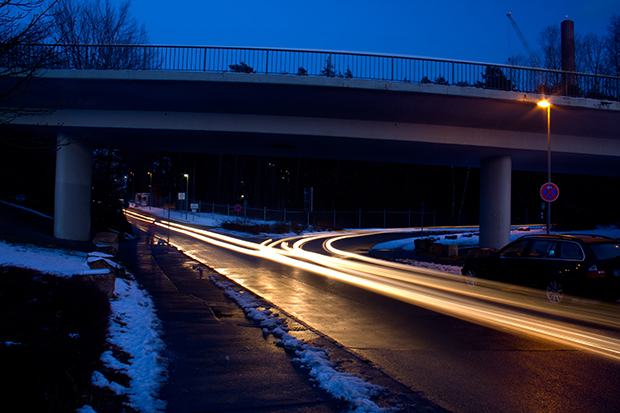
[0,201,446,412]
[118,233,348,413]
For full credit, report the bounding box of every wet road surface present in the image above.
[128,213,620,413]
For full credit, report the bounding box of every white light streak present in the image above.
[127,210,620,361]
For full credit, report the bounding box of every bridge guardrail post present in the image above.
[451,62,455,85]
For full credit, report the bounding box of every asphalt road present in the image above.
[129,215,620,413]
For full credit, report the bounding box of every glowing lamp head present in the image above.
[537,100,551,108]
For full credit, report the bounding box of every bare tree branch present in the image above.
[0,0,59,127]
[50,0,152,69]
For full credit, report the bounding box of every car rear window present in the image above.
[558,242,584,260]
[590,243,620,261]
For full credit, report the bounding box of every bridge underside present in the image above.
[3,70,620,246]
[8,70,620,175]
[29,125,615,176]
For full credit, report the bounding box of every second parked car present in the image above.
[461,234,620,304]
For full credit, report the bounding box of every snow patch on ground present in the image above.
[395,259,464,275]
[105,278,167,412]
[210,275,390,413]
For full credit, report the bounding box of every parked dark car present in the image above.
[461,234,620,304]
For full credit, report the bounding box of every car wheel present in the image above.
[464,268,478,287]
[545,280,564,304]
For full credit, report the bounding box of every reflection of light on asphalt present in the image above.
[128,210,620,361]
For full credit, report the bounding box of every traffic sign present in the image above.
[234,204,242,212]
[540,182,559,202]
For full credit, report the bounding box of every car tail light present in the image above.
[586,265,606,278]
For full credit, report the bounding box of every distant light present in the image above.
[537,100,551,108]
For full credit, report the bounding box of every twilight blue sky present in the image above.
[122,0,619,65]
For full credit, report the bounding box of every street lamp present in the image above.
[184,174,189,218]
[537,99,551,234]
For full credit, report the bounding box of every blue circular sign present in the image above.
[540,182,560,202]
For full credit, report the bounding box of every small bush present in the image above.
[229,62,254,73]
[221,221,307,235]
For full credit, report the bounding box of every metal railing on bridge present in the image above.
[20,43,620,101]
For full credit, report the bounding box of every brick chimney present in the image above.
[561,19,575,94]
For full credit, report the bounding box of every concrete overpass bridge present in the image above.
[3,45,620,247]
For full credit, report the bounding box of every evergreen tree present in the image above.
[320,55,337,77]
[476,66,514,91]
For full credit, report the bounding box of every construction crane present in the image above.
[507,12,541,68]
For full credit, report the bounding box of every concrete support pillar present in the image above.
[54,135,92,241]
[479,155,511,249]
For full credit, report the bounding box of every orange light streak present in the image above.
[128,211,620,361]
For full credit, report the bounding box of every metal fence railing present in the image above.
[19,43,620,101]
[141,197,437,230]
[217,203,437,230]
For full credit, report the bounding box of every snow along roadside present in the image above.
[209,274,391,413]
[90,276,168,413]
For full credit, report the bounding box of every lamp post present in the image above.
[184,173,189,219]
[148,172,152,210]
[537,99,551,234]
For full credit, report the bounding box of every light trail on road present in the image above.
[126,209,620,361]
